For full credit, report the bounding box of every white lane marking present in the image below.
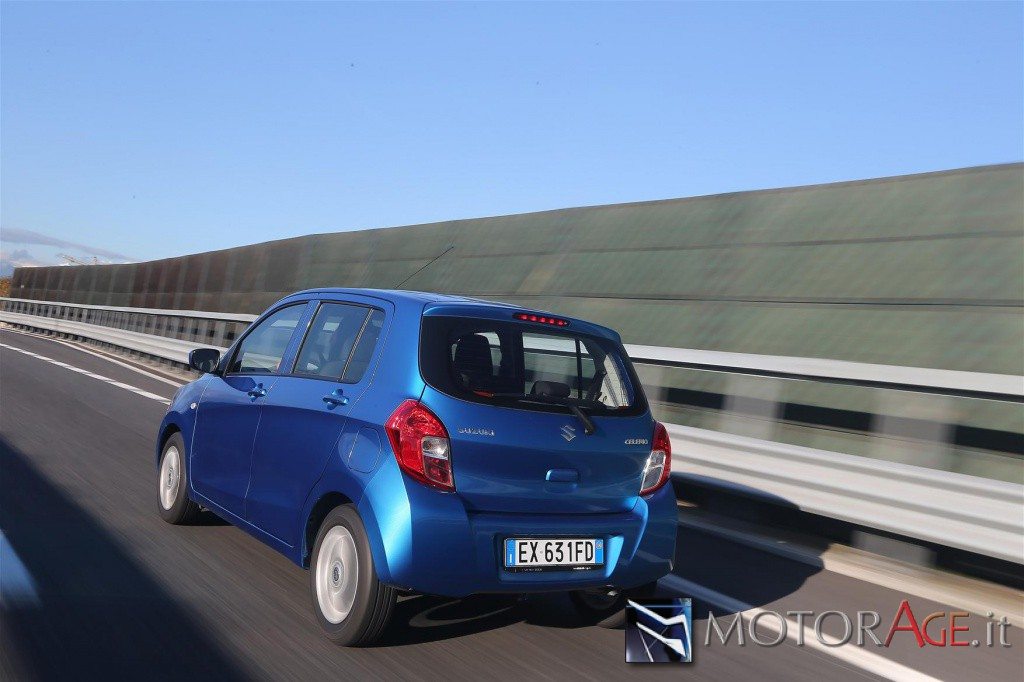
[660,575,941,682]
[1,327,186,388]
[0,531,39,607]
[0,342,171,404]
[52,338,186,387]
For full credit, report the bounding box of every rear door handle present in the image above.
[247,383,267,399]
[323,389,348,407]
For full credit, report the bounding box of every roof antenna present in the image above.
[395,243,455,289]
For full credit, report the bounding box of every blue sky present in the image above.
[1,1,1021,269]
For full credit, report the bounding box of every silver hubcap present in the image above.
[315,526,358,624]
[159,445,181,510]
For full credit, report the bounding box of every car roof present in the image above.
[286,288,621,341]
[291,287,520,308]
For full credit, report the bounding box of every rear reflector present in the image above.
[513,312,569,327]
[385,400,454,491]
[640,422,672,495]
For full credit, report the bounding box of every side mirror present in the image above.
[189,348,221,374]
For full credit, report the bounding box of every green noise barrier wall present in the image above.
[13,163,1022,375]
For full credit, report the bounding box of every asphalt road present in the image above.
[1,328,1020,681]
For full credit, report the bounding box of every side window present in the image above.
[342,309,385,382]
[293,303,371,379]
[228,305,305,374]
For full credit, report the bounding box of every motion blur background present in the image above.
[1,1,1021,680]
[9,162,1022,484]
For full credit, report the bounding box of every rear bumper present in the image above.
[358,462,677,598]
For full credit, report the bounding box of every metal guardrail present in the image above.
[668,424,1023,564]
[0,297,251,360]
[0,296,257,322]
[626,344,1023,401]
[0,308,228,363]
[6,297,1019,399]
[3,297,1022,563]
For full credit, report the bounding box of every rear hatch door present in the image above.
[419,308,654,514]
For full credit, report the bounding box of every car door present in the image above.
[191,302,310,517]
[245,299,388,545]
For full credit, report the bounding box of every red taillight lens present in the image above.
[640,422,672,495]
[385,400,454,491]
[513,312,569,327]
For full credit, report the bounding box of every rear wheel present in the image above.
[157,433,201,524]
[310,505,396,646]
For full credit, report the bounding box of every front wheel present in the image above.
[157,433,201,524]
[310,505,396,646]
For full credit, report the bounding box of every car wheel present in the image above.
[157,433,201,524]
[310,505,396,646]
[570,581,659,628]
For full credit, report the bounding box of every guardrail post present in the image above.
[871,392,956,471]
[719,374,782,441]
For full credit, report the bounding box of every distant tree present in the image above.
[0,277,10,298]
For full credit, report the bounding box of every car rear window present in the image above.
[420,316,645,416]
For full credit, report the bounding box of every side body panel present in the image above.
[188,301,314,516]
[156,374,213,463]
[245,295,394,547]
[189,374,274,515]
[295,295,428,566]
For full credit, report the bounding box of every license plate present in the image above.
[504,538,604,572]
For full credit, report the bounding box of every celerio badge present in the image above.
[458,427,495,437]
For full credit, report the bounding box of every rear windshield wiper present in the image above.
[480,392,597,436]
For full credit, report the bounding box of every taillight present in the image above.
[513,312,569,327]
[385,400,454,491]
[640,422,671,495]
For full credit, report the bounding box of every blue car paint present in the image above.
[157,288,676,597]
[246,294,392,542]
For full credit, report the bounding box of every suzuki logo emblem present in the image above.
[560,424,576,442]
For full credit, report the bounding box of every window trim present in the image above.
[223,302,309,377]
[288,301,380,383]
[340,308,375,381]
[282,300,387,384]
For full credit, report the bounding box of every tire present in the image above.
[569,581,659,628]
[309,505,396,646]
[157,433,201,524]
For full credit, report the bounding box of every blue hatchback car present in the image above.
[157,289,676,645]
